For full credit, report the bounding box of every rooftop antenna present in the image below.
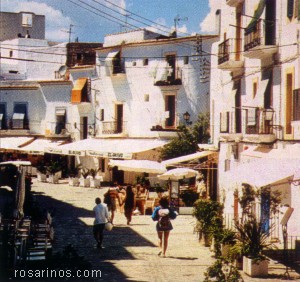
[61,24,74,43]
[174,15,188,35]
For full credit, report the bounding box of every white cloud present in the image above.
[147,18,170,35]
[106,0,126,15]
[1,0,72,41]
[200,0,221,34]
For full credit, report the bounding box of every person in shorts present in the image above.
[151,196,177,257]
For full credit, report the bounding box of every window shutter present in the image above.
[288,0,294,18]
[298,0,300,20]
[293,89,300,120]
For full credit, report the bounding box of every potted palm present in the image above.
[79,168,90,187]
[233,184,281,277]
[47,161,61,184]
[68,164,81,186]
[235,217,273,277]
[36,160,47,182]
[89,168,101,188]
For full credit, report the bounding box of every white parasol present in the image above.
[158,168,199,181]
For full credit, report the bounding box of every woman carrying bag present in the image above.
[151,196,177,257]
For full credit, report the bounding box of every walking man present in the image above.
[93,197,110,249]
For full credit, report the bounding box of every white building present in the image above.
[94,29,217,138]
[86,29,218,184]
[210,0,300,240]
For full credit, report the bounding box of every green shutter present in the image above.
[245,0,266,34]
[298,0,300,20]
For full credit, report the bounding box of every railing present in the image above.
[245,108,274,134]
[154,67,182,86]
[218,38,242,65]
[244,19,263,51]
[102,121,127,134]
[244,18,276,53]
[45,122,72,136]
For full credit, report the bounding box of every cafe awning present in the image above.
[162,151,214,167]
[108,159,166,174]
[0,137,34,151]
[18,139,66,155]
[45,138,168,159]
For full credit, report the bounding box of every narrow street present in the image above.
[30,179,300,282]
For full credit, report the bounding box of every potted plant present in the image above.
[80,168,90,187]
[232,184,281,277]
[36,160,47,182]
[89,168,101,188]
[193,199,223,247]
[68,164,81,186]
[179,188,199,215]
[46,161,61,184]
[219,228,236,258]
[234,217,273,277]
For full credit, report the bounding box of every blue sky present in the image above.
[1,0,219,42]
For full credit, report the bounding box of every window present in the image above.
[55,108,66,134]
[22,13,33,27]
[286,73,293,134]
[100,109,104,121]
[288,0,294,18]
[293,89,300,120]
[165,95,176,127]
[0,103,6,129]
[253,81,258,98]
[220,112,229,133]
[77,53,83,61]
[144,94,149,102]
[12,103,27,129]
[183,56,189,65]
[132,61,136,66]
[143,58,149,66]
[9,50,13,58]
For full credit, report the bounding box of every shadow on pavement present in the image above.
[28,191,156,281]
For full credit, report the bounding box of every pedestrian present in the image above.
[151,196,177,257]
[93,197,110,249]
[124,185,135,225]
[104,185,120,224]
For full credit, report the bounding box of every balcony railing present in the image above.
[245,108,274,134]
[218,38,243,65]
[45,122,72,136]
[244,19,277,55]
[102,121,127,134]
[154,67,182,86]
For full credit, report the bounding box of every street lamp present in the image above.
[183,111,192,125]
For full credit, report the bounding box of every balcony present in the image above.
[45,122,71,138]
[244,19,278,59]
[226,0,244,7]
[218,38,244,73]
[154,67,182,87]
[244,108,276,143]
[101,121,127,135]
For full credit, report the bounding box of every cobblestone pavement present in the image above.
[30,179,300,282]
